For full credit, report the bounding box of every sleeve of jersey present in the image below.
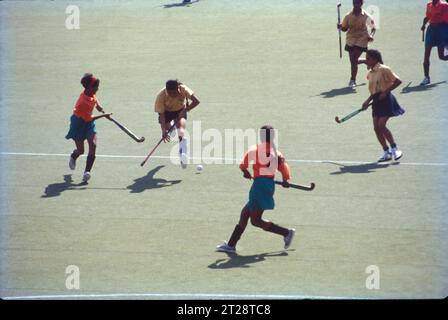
[239,151,250,171]
[382,67,399,83]
[278,155,291,181]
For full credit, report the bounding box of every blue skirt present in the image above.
[246,177,275,211]
[425,23,448,48]
[65,115,96,141]
[372,92,405,118]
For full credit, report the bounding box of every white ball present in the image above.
[196,164,203,172]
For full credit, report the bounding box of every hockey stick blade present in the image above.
[275,181,315,191]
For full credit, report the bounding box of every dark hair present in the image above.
[366,49,384,64]
[166,80,180,91]
[80,73,99,89]
[260,125,274,143]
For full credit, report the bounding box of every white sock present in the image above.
[180,138,188,155]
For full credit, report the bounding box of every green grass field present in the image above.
[1,0,447,299]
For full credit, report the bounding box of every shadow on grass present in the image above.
[316,83,365,98]
[400,81,446,94]
[127,165,181,193]
[42,174,87,198]
[327,161,400,175]
[208,250,292,269]
[163,0,200,8]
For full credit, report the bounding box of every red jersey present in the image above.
[426,1,448,24]
[73,92,97,122]
[239,143,291,181]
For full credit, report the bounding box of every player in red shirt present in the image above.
[420,0,448,85]
[65,73,112,183]
[216,125,295,253]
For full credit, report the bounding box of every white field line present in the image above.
[1,292,360,300]
[1,151,448,167]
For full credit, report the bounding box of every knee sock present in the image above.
[71,150,81,160]
[85,155,96,172]
[265,222,289,237]
[228,225,245,247]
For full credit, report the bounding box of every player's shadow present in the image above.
[401,81,446,94]
[327,161,399,175]
[163,0,200,8]
[316,83,366,98]
[42,174,87,198]
[208,250,291,269]
[127,165,181,193]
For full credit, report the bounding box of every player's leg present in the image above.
[421,23,434,85]
[421,47,432,85]
[379,117,403,160]
[83,133,97,182]
[177,117,188,168]
[373,117,392,162]
[348,47,363,87]
[227,206,251,247]
[216,206,251,253]
[436,23,448,61]
[69,140,84,170]
[437,45,448,61]
[249,209,288,236]
[250,209,295,249]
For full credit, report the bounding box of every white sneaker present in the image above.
[284,229,295,249]
[82,171,91,183]
[216,242,236,253]
[378,150,392,162]
[348,80,356,88]
[420,77,430,86]
[69,156,76,170]
[391,147,403,161]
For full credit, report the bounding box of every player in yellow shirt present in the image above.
[361,50,405,162]
[154,80,200,168]
[338,0,376,88]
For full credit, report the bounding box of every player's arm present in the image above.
[239,151,252,180]
[421,17,429,30]
[91,113,113,121]
[158,112,170,142]
[186,94,200,112]
[338,15,349,32]
[278,154,291,187]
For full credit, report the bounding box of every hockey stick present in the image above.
[337,3,342,59]
[98,104,145,143]
[140,118,180,167]
[335,102,372,124]
[275,180,315,191]
[108,117,145,143]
